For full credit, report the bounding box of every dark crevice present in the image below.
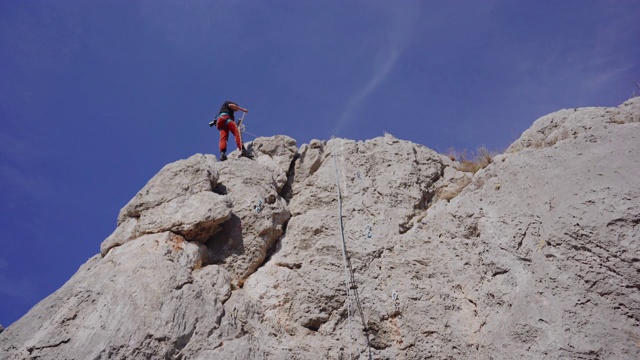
[516,223,533,251]
[246,151,299,272]
[212,183,228,195]
[399,220,413,234]
[202,149,299,286]
[264,233,283,265]
[204,214,245,265]
[301,315,328,332]
[257,217,290,271]
[175,279,194,290]
[172,321,197,353]
[463,222,480,238]
[275,261,302,270]
[492,268,510,277]
[474,317,487,333]
[28,338,71,353]
[279,152,300,204]
[607,216,640,227]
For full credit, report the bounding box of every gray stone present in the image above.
[0,232,230,360]
[100,216,137,256]
[508,96,640,153]
[135,191,231,243]
[206,138,295,285]
[249,135,298,190]
[118,153,219,222]
[100,154,229,256]
[2,98,639,359]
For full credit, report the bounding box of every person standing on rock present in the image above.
[210,100,253,161]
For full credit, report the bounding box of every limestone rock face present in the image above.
[1,99,639,359]
[1,233,230,360]
[206,135,296,284]
[100,154,231,255]
[118,153,220,221]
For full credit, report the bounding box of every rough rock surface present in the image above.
[100,154,231,255]
[1,98,639,359]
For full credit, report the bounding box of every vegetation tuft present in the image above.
[448,146,496,173]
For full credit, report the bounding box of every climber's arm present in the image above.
[229,103,249,113]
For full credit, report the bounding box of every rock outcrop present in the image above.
[1,98,639,359]
[100,154,231,255]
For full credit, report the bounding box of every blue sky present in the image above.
[1,0,638,327]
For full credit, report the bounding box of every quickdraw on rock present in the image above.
[255,199,263,213]
[230,304,238,328]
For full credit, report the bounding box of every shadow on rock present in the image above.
[206,214,246,263]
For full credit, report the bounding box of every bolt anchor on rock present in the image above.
[392,290,400,311]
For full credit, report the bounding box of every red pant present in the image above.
[216,114,243,152]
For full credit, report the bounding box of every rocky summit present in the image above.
[1,98,639,359]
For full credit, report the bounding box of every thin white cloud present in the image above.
[509,3,639,105]
[332,1,421,135]
[332,49,400,135]
[581,63,636,93]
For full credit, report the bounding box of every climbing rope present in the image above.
[230,305,238,328]
[238,123,261,139]
[243,129,261,139]
[331,137,373,360]
[331,138,355,359]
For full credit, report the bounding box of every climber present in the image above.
[210,100,253,161]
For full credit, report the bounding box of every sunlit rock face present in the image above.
[1,98,639,359]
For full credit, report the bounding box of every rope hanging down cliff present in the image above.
[331,138,373,360]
